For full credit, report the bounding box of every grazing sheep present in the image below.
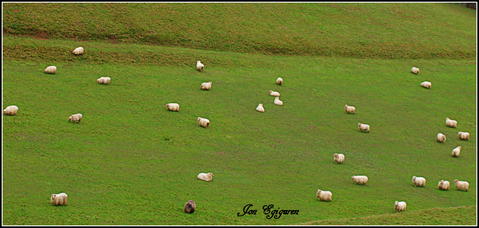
[273,97,283,106]
[458,132,470,141]
[269,90,281,97]
[68,113,83,123]
[316,189,332,201]
[344,104,356,114]
[197,172,213,182]
[276,77,284,85]
[358,123,370,133]
[445,118,458,128]
[96,77,111,85]
[411,67,420,74]
[454,179,469,191]
[420,81,432,89]
[451,146,461,157]
[44,66,57,74]
[352,175,369,185]
[196,61,205,72]
[165,103,180,112]
[50,193,68,206]
[256,104,265,113]
[333,153,345,164]
[72,47,85,55]
[184,200,196,213]
[197,117,210,128]
[3,105,19,116]
[200,82,212,90]
[412,176,426,187]
[437,133,446,143]
[394,201,407,212]
[438,180,450,191]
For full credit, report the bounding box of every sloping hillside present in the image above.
[3,3,476,58]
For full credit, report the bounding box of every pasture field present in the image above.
[2,3,477,225]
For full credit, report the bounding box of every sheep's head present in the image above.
[454,179,459,183]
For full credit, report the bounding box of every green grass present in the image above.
[2,3,476,58]
[302,205,477,225]
[2,3,477,225]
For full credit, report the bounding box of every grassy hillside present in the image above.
[2,3,477,225]
[2,3,476,59]
[303,205,477,225]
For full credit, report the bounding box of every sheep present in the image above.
[451,146,461,157]
[412,176,426,187]
[197,117,210,128]
[3,105,19,116]
[197,172,213,182]
[454,179,469,191]
[68,113,83,123]
[420,81,432,89]
[316,189,332,201]
[273,97,283,106]
[256,104,265,113]
[184,200,196,213]
[72,47,85,55]
[445,117,458,128]
[50,193,68,206]
[437,180,450,191]
[352,175,369,185]
[358,123,370,133]
[333,153,345,164]
[276,77,284,85]
[200,82,212,90]
[165,103,180,112]
[196,61,205,72]
[344,104,356,114]
[411,67,420,74]
[269,90,281,97]
[437,133,446,143]
[96,77,111,85]
[394,201,407,212]
[44,66,57,74]
[458,132,470,141]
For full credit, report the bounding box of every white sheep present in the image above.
[165,103,180,112]
[197,172,213,182]
[437,133,446,143]
[269,90,281,97]
[196,61,205,72]
[200,82,212,90]
[273,97,283,106]
[96,77,111,85]
[72,47,85,55]
[438,180,450,191]
[333,153,345,164]
[344,104,356,114]
[197,117,210,128]
[411,67,420,74]
[445,117,458,128]
[50,193,68,206]
[316,189,332,201]
[256,104,265,113]
[44,66,57,74]
[394,201,407,212]
[68,113,83,123]
[420,81,432,89]
[358,123,370,133]
[412,176,426,187]
[458,132,470,141]
[276,77,284,85]
[451,146,461,157]
[3,105,19,116]
[454,179,469,191]
[352,175,368,185]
